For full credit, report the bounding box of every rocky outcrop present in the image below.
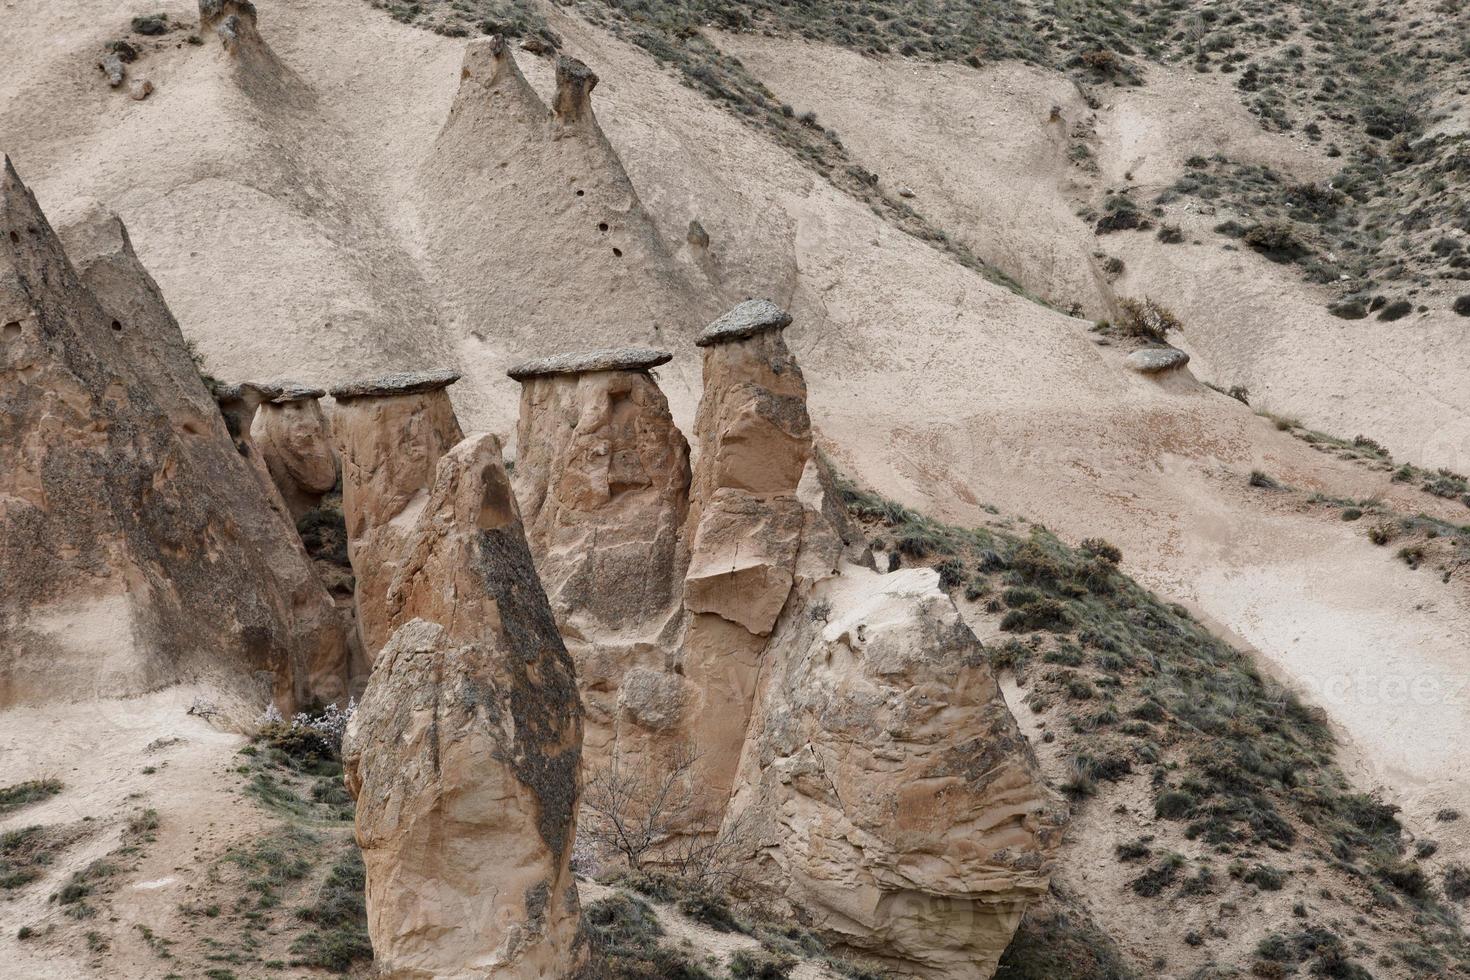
[198,0,261,54]
[508,347,691,761]
[509,347,688,630]
[253,382,337,519]
[330,369,462,658]
[1126,346,1190,374]
[0,159,348,710]
[503,300,1058,975]
[343,433,585,980]
[724,567,1066,979]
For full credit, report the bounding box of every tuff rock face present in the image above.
[0,160,349,710]
[329,370,462,658]
[343,433,585,980]
[724,567,1066,979]
[509,301,1061,976]
[252,383,337,519]
[508,347,692,762]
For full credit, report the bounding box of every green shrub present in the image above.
[729,949,797,979]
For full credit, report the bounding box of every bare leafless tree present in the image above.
[579,741,753,889]
[580,742,701,871]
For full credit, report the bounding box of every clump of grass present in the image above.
[583,891,713,979]
[289,848,371,972]
[225,827,316,910]
[730,948,797,979]
[0,779,62,815]
[995,891,1135,979]
[1115,297,1181,343]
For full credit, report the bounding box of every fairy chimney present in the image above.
[329,369,463,658]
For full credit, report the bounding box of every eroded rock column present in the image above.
[678,300,844,822]
[253,382,337,519]
[508,347,692,764]
[343,433,585,980]
[329,370,462,658]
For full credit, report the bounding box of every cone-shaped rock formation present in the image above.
[343,433,585,980]
[0,159,348,710]
[418,37,707,412]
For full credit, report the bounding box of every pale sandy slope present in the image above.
[3,0,1470,915]
[716,34,1470,475]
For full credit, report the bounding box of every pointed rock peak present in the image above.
[329,368,460,402]
[461,33,514,84]
[2,155,57,257]
[507,346,672,380]
[198,0,260,52]
[552,56,599,126]
[696,299,793,346]
[49,203,132,266]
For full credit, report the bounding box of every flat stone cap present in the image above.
[213,380,282,403]
[260,380,326,403]
[696,299,792,347]
[1126,347,1190,374]
[507,347,672,381]
[329,369,460,401]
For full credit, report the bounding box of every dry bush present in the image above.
[1117,297,1181,342]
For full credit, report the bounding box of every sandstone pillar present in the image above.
[329,370,462,659]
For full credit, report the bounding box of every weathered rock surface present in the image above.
[724,566,1066,979]
[505,300,1057,973]
[0,160,348,710]
[343,433,585,980]
[210,380,295,520]
[1126,346,1190,374]
[252,382,337,519]
[330,370,463,658]
[510,348,689,629]
[509,348,691,761]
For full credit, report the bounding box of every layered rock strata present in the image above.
[343,433,585,979]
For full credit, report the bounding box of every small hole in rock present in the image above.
[575,189,585,197]
[3,320,20,337]
[612,247,622,257]
[7,231,17,243]
[597,222,609,232]
[111,320,123,332]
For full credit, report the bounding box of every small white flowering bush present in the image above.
[257,698,357,762]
